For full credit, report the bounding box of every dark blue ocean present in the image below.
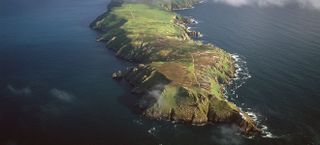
[1,0,320,145]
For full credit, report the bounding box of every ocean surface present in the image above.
[1,0,320,145]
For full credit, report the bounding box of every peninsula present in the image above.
[91,0,261,135]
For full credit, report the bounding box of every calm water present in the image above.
[1,0,320,145]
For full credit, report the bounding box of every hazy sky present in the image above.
[212,0,320,9]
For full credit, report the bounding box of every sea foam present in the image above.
[228,54,276,138]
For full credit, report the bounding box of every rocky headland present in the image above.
[91,0,261,136]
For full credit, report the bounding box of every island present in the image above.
[91,0,261,136]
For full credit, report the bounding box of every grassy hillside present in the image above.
[92,1,261,136]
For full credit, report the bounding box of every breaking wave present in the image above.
[228,54,252,95]
[227,54,275,138]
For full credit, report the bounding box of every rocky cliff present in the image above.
[92,0,261,136]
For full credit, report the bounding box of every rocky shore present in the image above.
[91,0,261,136]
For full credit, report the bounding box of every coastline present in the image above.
[91,0,261,136]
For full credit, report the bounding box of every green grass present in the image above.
[95,3,198,61]
[94,3,235,63]
[157,85,178,111]
[112,4,185,39]
[93,1,247,126]
[187,62,195,74]
[210,80,223,99]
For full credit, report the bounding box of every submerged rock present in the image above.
[112,70,123,80]
[187,31,202,38]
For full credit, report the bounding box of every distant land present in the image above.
[91,0,261,136]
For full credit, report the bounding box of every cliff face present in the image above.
[92,0,261,136]
[122,58,259,135]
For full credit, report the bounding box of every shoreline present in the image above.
[91,0,261,136]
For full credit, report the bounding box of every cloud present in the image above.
[148,85,163,100]
[212,0,320,9]
[7,85,32,96]
[211,126,243,145]
[138,84,165,108]
[50,89,74,102]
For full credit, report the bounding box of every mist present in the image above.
[211,126,243,145]
[7,85,32,96]
[212,0,320,9]
[50,89,74,102]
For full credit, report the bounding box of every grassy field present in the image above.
[93,3,189,60]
